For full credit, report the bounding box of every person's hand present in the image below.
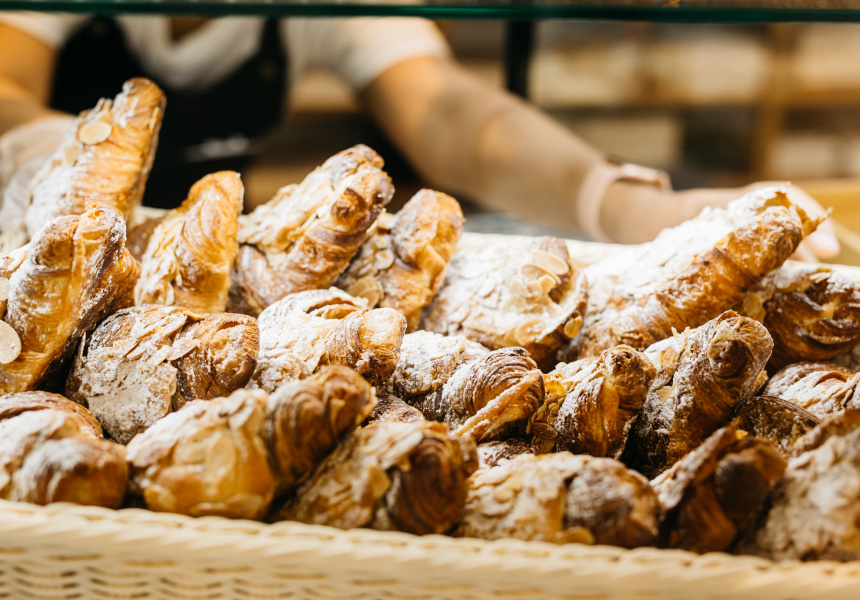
[0,115,74,235]
[607,181,839,262]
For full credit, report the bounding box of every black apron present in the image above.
[50,17,288,208]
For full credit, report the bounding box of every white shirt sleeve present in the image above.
[0,12,87,49]
[285,17,451,92]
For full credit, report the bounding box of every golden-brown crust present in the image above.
[278,421,478,535]
[0,409,126,508]
[792,407,860,456]
[738,263,860,372]
[25,78,165,237]
[126,389,275,519]
[622,311,773,477]
[66,306,259,443]
[368,395,425,424]
[762,361,860,418]
[229,145,394,317]
[265,365,376,495]
[731,395,820,459]
[651,424,786,553]
[134,171,243,313]
[251,288,406,392]
[532,345,655,458]
[476,439,536,469]
[0,391,103,438]
[336,189,464,331]
[173,313,259,410]
[459,452,658,548]
[421,236,588,369]
[576,188,821,358]
[0,201,140,393]
[126,215,165,262]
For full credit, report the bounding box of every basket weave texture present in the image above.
[2,234,860,599]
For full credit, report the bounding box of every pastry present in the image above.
[0,391,103,438]
[622,311,773,477]
[66,306,259,443]
[384,331,543,443]
[126,389,275,520]
[0,201,140,393]
[459,452,658,548]
[530,345,655,458]
[421,235,588,368]
[265,365,376,495]
[368,395,425,424]
[573,187,822,358]
[278,421,478,535]
[134,171,243,313]
[229,145,393,316]
[735,409,860,561]
[652,423,786,553]
[738,263,860,372]
[0,409,126,508]
[250,288,405,392]
[762,361,860,418]
[476,439,536,469]
[25,78,165,237]
[336,189,464,330]
[730,395,820,459]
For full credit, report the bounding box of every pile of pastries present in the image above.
[2,77,860,562]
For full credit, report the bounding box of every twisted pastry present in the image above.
[738,263,860,372]
[336,189,464,331]
[126,389,275,520]
[652,423,785,553]
[459,452,658,548]
[229,145,393,316]
[422,236,588,368]
[66,306,259,443]
[134,171,243,313]
[0,391,103,439]
[266,365,376,495]
[622,311,773,477]
[0,201,140,393]
[250,288,405,392]
[0,409,126,508]
[277,420,478,535]
[25,78,165,237]
[531,345,655,458]
[575,187,822,358]
[762,361,860,418]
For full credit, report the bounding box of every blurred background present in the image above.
[244,21,860,263]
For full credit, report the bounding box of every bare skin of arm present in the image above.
[0,22,62,135]
[363,56,837,256]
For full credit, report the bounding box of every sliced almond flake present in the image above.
[0,321,22,364]
[77,121,112,145]
[514,318,543,346]
[533,250,571,276]
[348,276,383,308]
[170,338,200,360]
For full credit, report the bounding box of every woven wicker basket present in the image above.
[1,233,859,600]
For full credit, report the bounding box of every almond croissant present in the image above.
[622,311,773,477]
[422,236,588,369]
[738,263,860,372]
[573,187,822,359]
[459,452,659,548]
[386,331,544,443]
[134,171,243,313]
[762,361,860,418]
[266,365,376,495]
[229,145,393,317]
[0,201,140,394]
[530,345,656,458]
[0,409,126,508]
[0,391,103,439]
[25,78,165,237]
[66,306,259,443]
[276,420,478,535]
[126,389,275,520]
[336,189,464,331]
[250,288,405,393]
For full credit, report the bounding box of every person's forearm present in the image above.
[363,57,606,237]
